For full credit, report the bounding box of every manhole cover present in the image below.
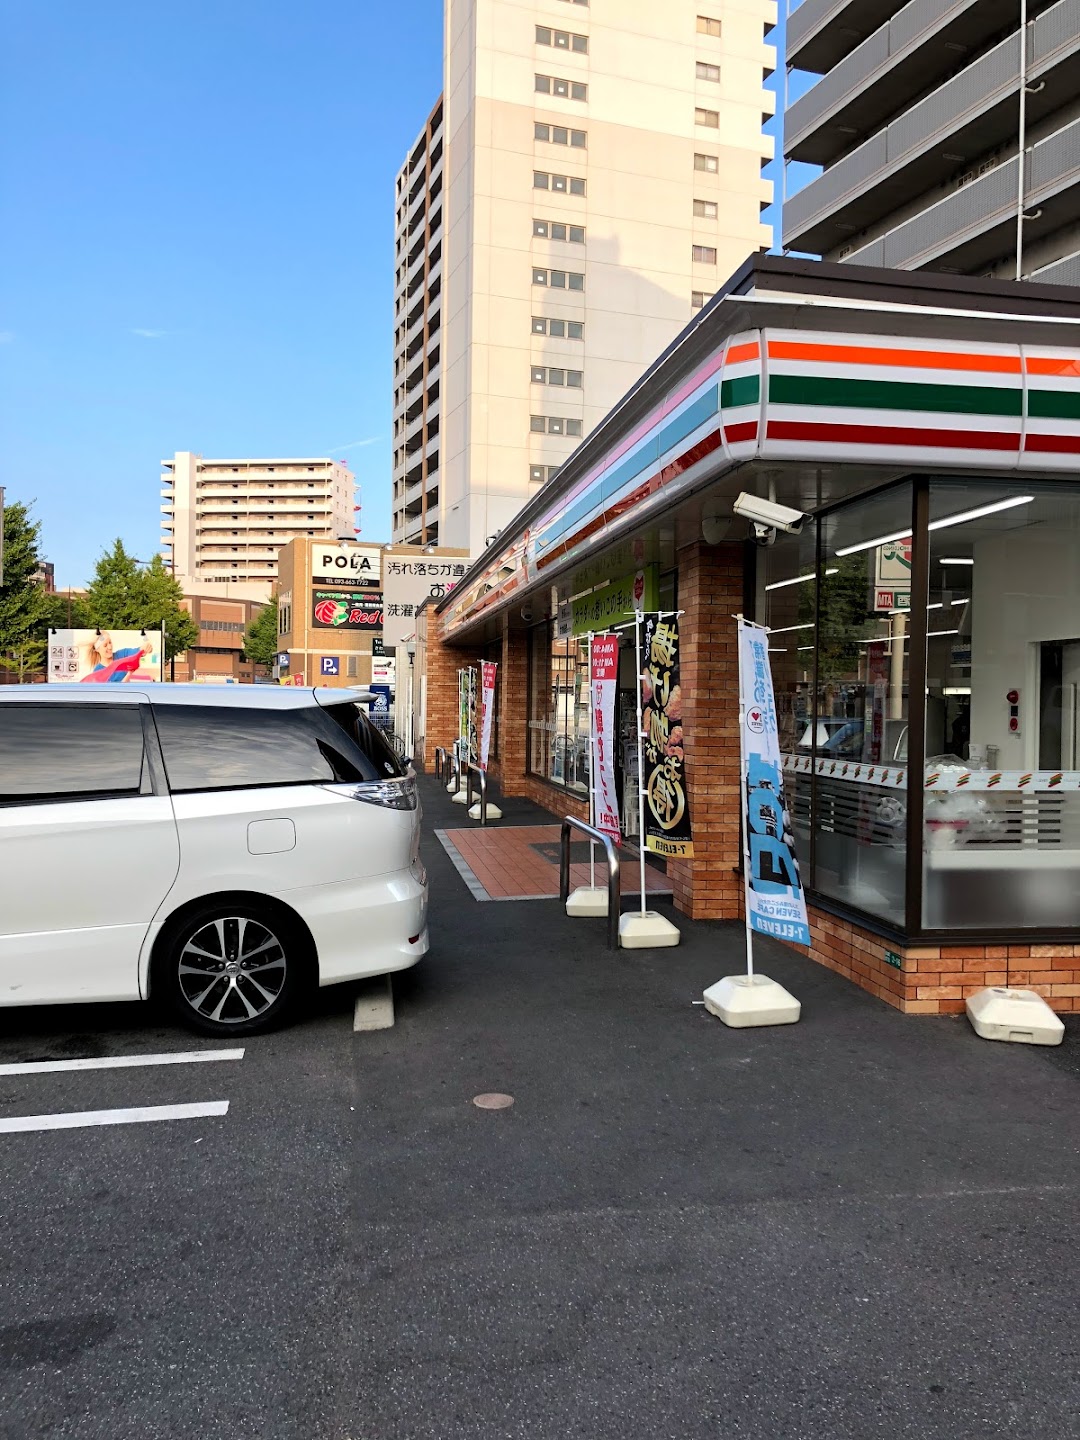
[472,1092,514,1110]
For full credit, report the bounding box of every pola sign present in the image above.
[310,541,382,586]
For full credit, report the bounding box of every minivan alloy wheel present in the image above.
[178,916,288,1025]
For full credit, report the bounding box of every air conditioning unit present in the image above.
[957,171,975,187]
[838,246,852,258]
[978,158,997,175]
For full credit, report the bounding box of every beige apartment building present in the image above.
[392,0,775,556]
[161,452,356,601]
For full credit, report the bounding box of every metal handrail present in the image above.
[433,745,448,781]
[559,816,621,950]
[466,763,490,825]
[446,751,461,793]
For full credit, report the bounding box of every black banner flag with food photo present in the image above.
[638,614,694,858]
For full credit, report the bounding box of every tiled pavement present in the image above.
[436,823,672,901]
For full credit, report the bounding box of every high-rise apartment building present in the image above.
[392,102,446,548]
[161,452,356,601]
[392,0,775,555]
[782,0,1080,283]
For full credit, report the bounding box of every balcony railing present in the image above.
[787,0,1020,164]
[843,114,1080,270]
[784,0,1080,251]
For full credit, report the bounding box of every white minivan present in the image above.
[0,685,428,1035]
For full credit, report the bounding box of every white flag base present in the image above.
[468,801,502,821]
[566,886,608,917]
[965,987,1064,1046]
[619,911,680,948]
[451,789,469,804]
[703,974,801,1028]
[446,778,458,794]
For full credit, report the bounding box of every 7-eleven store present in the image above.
[417,257,1080,1016]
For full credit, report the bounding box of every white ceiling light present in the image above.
[929,494,1033,532]
[836,495,1033,559]
[765,568,839,591]
[938,557,974,566]
[835,526,913,558]
[943,686,972,695]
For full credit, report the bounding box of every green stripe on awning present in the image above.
[1029,388,1080,421]
[720,374,760,409]
[769,374,1022,417]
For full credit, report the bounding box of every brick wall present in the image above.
[804,910,1080,1015]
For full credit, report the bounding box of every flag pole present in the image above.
[587,631,596,891]
[635,609,648,917]
[736,614,755,979]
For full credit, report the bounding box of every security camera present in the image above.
[520,605,534,623]
[732,492,806,545]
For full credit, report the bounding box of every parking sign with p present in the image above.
[320,656,340,677]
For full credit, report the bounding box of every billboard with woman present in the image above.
[48,630,163,684]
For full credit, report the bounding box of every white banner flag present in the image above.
[738,617,810,946]
[590,634,621,845]
[479,661,497,771]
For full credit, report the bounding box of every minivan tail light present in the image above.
[321,775,418,811]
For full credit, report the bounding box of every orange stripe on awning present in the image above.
[1025,355,1080,377]
[767,340,1021,374]
[726,341,759,365]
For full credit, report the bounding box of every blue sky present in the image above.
[0,1,812,588]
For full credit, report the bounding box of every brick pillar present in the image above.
[493,614,529,792]
[423,619,466,768]
[667,540,745,920]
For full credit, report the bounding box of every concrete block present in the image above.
[703,974,801,1028]
[353,975,394,1032]
[619,911,680,948]
[965,986,1064,1046]
[451,789,469,804]
[468,802,502,821]
[566,886,608,917]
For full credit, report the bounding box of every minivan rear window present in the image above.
[324,703,405,778]
[0,706,145,803]
[152,703,387,793]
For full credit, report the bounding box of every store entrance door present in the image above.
[1039,640,1080,769]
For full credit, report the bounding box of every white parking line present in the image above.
[0,1049,245,1077]
[0,1101,230,1134]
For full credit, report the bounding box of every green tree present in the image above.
[0,638,46,683]
[39,589,90,633]
[0,499,48,650]
[84,541,198,662]
[140,554,198,662]
[244,596,279,668]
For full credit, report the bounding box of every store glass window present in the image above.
[812,485,914,925]
[761,527,820,892]
[527,623,591,794]
[922,481,1080,930]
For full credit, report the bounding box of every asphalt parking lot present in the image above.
[2,772,1080,1440]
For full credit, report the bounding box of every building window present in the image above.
[531,415,584,437]
[694,152,719,173]
[537,26,588,52]
[532,366,583,387]
[695,107,720,128]
[533,267,585,290]
[529,464,562,485]
[692,291,707,309]
[697,14,721,36]
[527,626,594,793]
[536,73,588,101]
[696,61,720,82]
[693,199,718,218]
[534,122,587,148]
[692,244,717,264]
[532,171,589,196]
[533,219,586,242]
[533,317,585,339]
